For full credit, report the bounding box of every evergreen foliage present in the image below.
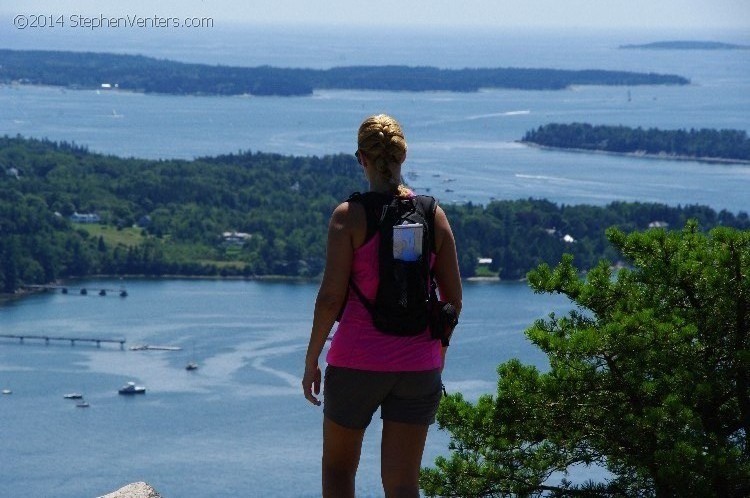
[1,136,748,293]
[523,123,750,162]
[420,222,750,497]
[0,136,365,289]
[0,49,689,96]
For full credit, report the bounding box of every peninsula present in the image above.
[0,49,689,97]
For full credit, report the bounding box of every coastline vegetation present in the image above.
[0,49,689,97]
[1,135,749,294]
[522,123,750,163]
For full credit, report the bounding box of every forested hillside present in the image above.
[1,136,748,293]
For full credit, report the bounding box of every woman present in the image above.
[302,114,462,497]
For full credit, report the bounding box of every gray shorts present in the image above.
[323,365,443,429]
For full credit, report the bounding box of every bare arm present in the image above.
[302,202,357,405]
[432,205,462,367]
[433,205,462,314]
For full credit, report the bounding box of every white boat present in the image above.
[118,381,146,395]
[1,389,11,395]
[75,401,90,408]
[64,393,83,399]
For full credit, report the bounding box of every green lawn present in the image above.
[77,224,248,270]
[474,265,498,278]
[77,224,145,247]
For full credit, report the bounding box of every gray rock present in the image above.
[97,482,162,498]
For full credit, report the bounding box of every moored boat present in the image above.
[118,381,146,395]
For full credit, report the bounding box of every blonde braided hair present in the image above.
[357,114,411,197]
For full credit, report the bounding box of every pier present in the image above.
[23,284,128,297]
[0,334,126,349]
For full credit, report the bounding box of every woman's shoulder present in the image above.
[330,198,368,248]
[330,201,361,225]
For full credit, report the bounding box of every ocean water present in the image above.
[0,25,749,497]
[0,279,571,497]
[2,25,749,211]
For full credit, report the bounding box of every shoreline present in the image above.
[1,273,520,302]
[0,274,317,301]
[520,141,750,166]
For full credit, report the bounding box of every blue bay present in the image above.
[1,25,749,496]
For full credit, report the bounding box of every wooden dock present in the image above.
[23,284,128,297]
[0,334,126,349]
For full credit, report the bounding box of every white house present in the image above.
[648,221,669,229]
[70,212,101,223]
[222,231,252,246]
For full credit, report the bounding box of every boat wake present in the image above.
[465,110,531,120]
[514,173,604,186]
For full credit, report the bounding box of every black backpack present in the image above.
[346,192,437,336]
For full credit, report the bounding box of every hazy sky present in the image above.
[2,0,749,29]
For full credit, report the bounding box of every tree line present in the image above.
[0,49,689,97]
[523,123,750,162]
[1,135,749,293]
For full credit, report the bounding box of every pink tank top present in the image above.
[326,232,442,372]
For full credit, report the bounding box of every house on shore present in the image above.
[70,212,101,224]
[222,231,252,246]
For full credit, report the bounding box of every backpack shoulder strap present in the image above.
[347,191,390,241]
[413,195,439,302]
[342,192,390,318]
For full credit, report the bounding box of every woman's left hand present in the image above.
[302,362,322,406]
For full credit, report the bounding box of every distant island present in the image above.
[522,123,750,164]
[0,49,689,97]
[620,41,750,50]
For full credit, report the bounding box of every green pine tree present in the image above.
[421,222,750,497]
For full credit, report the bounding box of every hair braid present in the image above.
[357,114,410,197]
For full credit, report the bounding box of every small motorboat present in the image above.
[118,381,146,395]
[2,389,11,395]
[64,393,83,399]
[76,401,90,408]
[185,362,199,371]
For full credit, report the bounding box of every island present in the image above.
[620,41,750,50]
[0,49,689,97]
[522,123,750,164]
